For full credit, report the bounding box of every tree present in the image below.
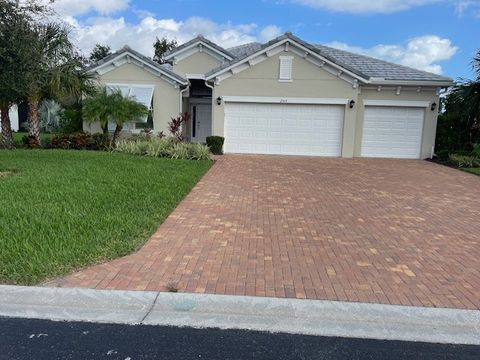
[0,0,42,148]
[436,50,480,153]
[22,22,92,147]
[110,93,149,144]
[89,44,112,63]
[153,37,177,64]
[83,87,148,145]
[82,87,116,135]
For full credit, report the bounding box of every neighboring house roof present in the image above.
[88,46,188,85]
[164,35,235,61]
[207,32,453,86]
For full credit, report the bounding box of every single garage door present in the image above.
[224,102,344,156]
[361,106,424,159]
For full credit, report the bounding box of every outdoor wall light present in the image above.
[216,97,222,105]
[430,102,437,111]
[349,99,355,109]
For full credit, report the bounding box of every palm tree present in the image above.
[0,0,32,148]
[82,87,115,134]
[23,22,92,147]
[110,92,149,144]
[83,87,148,145]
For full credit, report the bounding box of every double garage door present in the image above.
[224,102,344,157]
[224,102,425,159]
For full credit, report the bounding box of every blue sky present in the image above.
[54,0,479,80]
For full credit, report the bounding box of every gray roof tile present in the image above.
[209,33,452,84]
[314,44,452,82]
[227,42,263,58]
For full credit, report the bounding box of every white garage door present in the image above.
[224,102,344,156]
[361,106,424,159]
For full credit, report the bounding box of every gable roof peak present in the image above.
[164,34,234,60]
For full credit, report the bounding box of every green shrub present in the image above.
[448,154,480,168]
[22,135,41,148]
[50,132,111,151]
[471,144,480,158]
[59,104,83,133]
[435,149,450,161]
[89,133,111,151]
[115,137,211,160]
[206,136,224,155]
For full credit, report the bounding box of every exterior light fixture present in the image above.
[349,100,355,109]
[216,97,222,105]
[430,102,437,111]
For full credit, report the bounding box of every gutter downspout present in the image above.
[180,82,190,113]
[180,82,190,138]
[205,80,215,137]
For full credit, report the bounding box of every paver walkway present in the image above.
[47,156,480,309]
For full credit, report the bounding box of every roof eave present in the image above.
[368,79,454,87]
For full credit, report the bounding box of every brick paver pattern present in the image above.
[47,156,480,309]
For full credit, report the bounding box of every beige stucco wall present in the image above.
[212,49,359,156]
[173,51,222,77]
[83,63,181,135]
[356,87,439,159]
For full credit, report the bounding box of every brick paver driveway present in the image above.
[48,156,480,309]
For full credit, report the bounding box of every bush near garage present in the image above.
[115,137,211,160]
[206,136,225,155]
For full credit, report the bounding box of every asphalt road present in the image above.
[0,317,479,360]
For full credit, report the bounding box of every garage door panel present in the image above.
[224,102,344,156]
[361,106,424,159]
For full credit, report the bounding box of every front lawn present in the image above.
[464,168,480,176]
[0,150,212,284]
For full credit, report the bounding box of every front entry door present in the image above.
[191,104,212,143]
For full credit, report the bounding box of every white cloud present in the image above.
[291,0,480,15]
[454,0,480,16]
[326,35,458,74]
[51,0,130,16]
[291,0,438,14]
[259,25,282,42]
[68,15,280,56]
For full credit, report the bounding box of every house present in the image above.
[85,32,453,159]
[0,105,19,133]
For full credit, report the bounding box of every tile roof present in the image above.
[87,46,188,85]
[227,42,263,58]
[313,44,452,82]
[211,33,453,84]
[163,35,234,60]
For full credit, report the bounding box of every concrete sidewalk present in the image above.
[0,285,479,345]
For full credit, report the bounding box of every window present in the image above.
[279,56,293,81]
[106,83,154,128]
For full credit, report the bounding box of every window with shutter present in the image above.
[279,56,293,81]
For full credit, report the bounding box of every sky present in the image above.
[49,0,479,80]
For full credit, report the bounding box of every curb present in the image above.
[0,285,479,345]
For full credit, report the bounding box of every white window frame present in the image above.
[279,56,293,82]
[106,83,155,129]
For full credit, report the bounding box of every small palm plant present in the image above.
[83,86,149,145]
[82,87,116,134]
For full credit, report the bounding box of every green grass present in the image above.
[463,167,480,176]
[13,132,53,147]
[0,150,212,284]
